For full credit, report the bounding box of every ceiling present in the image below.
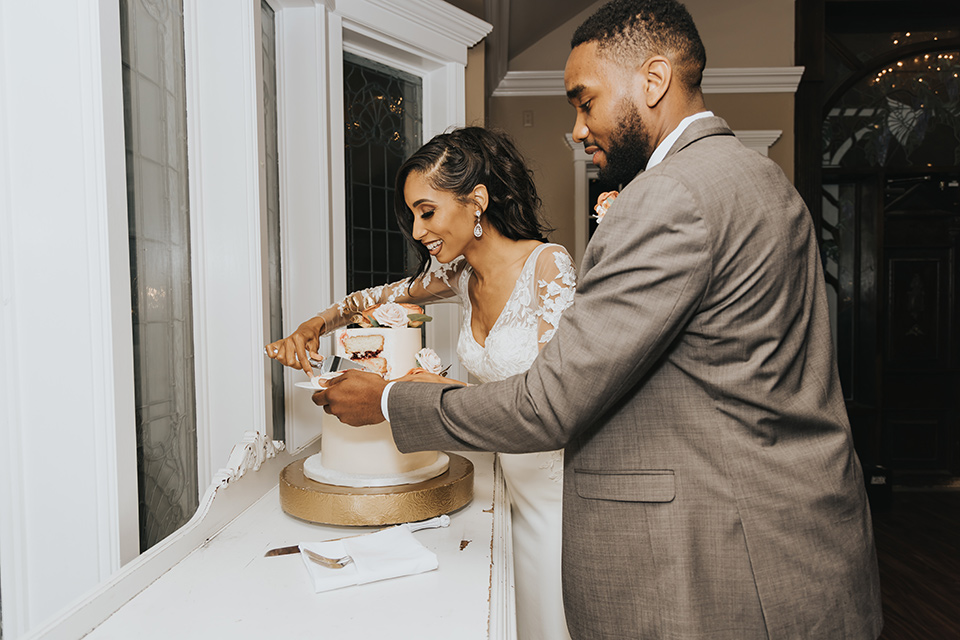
[506,0,593,60]
[448,0,595,61]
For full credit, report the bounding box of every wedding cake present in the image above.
[303,304,449,488]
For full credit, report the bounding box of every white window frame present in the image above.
[0,1,488,637]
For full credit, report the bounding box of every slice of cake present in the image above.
[338,327,421,381]
[340,333,387,377]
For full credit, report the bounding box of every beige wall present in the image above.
[465,43,485,126]
[687,0,794,67]
[489,95,581,251]
[512,0,795,70]
[488,0,797,255]
[704,93,794,179]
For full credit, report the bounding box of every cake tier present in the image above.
[313,415,444,479]
[309,326,445,487]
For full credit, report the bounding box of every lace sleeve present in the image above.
[316,257,467,333]
[534,245,577,347]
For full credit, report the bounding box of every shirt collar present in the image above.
[645,111,713,170]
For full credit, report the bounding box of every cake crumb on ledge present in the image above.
[459,539,471,551]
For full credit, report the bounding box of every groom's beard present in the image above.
[597,100,653,189]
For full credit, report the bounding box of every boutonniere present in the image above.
[592,191,618,223]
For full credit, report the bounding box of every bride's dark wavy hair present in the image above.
[394,127,551,282]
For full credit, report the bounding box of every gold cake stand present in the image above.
[279,453,474,526]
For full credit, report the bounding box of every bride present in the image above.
[268,127,576,640]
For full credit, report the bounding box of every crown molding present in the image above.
[493,66,805,97]
[339,0,492,50]
[731,129,782,156]
[704,66,804,94]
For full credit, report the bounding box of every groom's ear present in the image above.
[471,184,489,212]
[640,56,671,109]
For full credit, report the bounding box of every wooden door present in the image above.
[881,176,960,475]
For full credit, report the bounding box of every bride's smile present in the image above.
[404,170,485,264]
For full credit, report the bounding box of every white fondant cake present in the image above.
[304,326,449,488]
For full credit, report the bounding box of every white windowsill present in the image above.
[61,451,505,639]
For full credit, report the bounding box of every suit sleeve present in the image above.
[389,174,711,454]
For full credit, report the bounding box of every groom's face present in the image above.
[565,42,653,187]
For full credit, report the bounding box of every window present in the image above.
[261,0,285,440]
[119,0,199,552]
[342,53,422,291]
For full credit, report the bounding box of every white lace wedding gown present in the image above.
[319,242,576,640]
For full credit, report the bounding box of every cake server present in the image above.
[264,514,451,557]
[307,354,368,375]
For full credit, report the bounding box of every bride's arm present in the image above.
[534,245,578,350]
[266,257,467,375]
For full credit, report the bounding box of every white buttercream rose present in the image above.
[415,347,443,374]
[372,301,410,328]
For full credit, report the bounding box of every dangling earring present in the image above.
[474,210,483,238]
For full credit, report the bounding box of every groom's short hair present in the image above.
[572,0,707,91]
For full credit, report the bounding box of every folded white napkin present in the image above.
[300,524,439,593]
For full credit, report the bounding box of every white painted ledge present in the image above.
[493,66,805,97]
[22,446,507,640]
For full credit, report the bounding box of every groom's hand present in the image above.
[312,369,387,426]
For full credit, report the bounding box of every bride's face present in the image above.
[403,171,478,263]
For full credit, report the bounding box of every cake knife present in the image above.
[307,354,368,375]
[264,514,451,557]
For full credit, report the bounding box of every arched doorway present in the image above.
[797,0,960,485]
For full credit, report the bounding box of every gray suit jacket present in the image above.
[390,117,883,639]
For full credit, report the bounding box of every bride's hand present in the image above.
[265,316,325,376]
[397,368,465,386]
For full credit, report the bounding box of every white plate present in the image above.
[294,371,343,391]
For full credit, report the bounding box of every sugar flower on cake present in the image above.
[372,302,410,328]
[357,302,432,328]
[415,347,443,374]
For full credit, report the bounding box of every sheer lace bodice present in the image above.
[455,243,576,383]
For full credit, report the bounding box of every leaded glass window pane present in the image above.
[262,0,284,440]
[120,0,199,552]
[343,53,422,291]
[823,47,960,169]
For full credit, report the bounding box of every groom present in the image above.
[314,0,883,637]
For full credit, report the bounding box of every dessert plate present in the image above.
[294,373,342,391]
